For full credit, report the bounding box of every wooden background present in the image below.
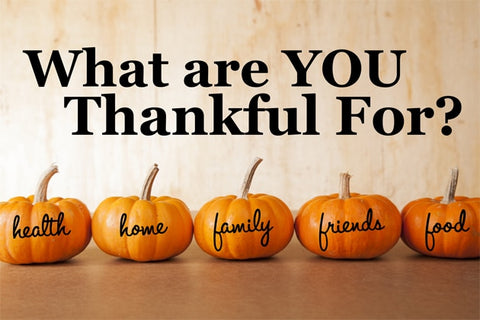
[0,0,479,213]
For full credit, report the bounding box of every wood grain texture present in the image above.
[0,0,478,213]
[1,240,479,319]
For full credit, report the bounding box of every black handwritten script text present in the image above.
[213,208,273,251]
[119,213,168,237]
[12,212,71,239]
[318,208,385,251]
[424,209,470,251]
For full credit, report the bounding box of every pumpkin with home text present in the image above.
[92,164,193,262]
[0,165,91,264]
[194,157,294,260]
[295,173,402,259]
[401,168,480,258]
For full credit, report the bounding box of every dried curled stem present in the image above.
[140,164,159,200]
[34,164,58,204]
[339,172,351,200]
[440,168,459,204]
[239,157,263,199]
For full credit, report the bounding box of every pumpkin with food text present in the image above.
[194,157,294,260]
[295,173,402,259]
[0,165,91,264]
[401,168,480,258]
[92,164,193,262]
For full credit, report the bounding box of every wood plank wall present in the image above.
[1,0,478,212]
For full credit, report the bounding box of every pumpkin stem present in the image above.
[33,164,58,204]
[239,157,263,199]
[140,164,159,201]
[339,172,351,199]
[440,168,459,204]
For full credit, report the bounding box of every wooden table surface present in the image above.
[1,238,479,319]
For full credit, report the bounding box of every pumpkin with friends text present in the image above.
[295,172,402,259]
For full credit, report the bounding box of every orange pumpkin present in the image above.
[0,165,91,264]
[194,157,294,260]
[92,164,193,262]
[295,173,402,259]
[401,168,480,258]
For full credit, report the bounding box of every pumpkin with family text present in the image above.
[194,157,294,260]
[0,165,92,264]
[92,164,193,262]
[401,168,480,258]
[295,172,402,259]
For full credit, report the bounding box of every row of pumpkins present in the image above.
[0,158,478,264]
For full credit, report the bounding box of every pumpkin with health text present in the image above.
[401,168,480,258]
[295,173,402,259]
[194,157,294,260]
[92,164,193,262]
[0,165,91,264]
